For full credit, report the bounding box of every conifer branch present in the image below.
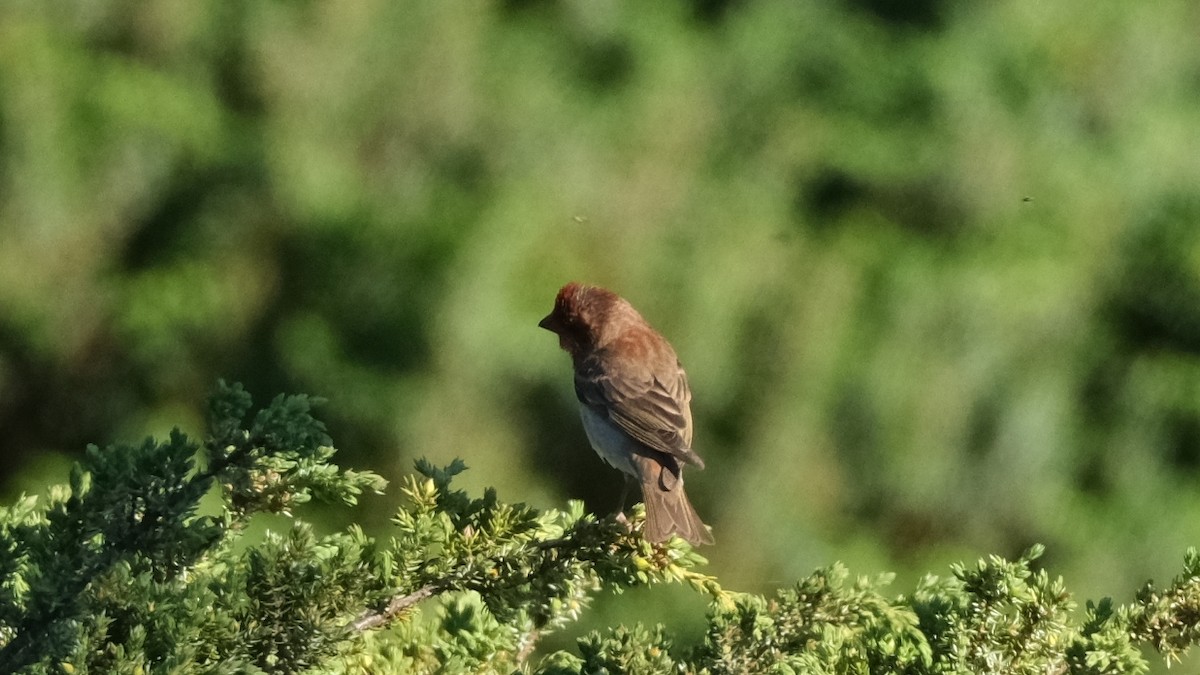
[352,583,442,631]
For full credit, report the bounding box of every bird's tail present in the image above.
[640,461,713,546]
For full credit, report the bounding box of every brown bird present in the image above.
[539,282,713,546]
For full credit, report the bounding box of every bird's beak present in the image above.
[538,313,557,333]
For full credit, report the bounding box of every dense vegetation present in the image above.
[3,384,1200,673]
[2,1,1200,671]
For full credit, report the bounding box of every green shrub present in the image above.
[1,384,1197,673]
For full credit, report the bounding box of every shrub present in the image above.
[1,384,1197,673]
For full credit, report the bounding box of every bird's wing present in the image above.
[574,354,703,468]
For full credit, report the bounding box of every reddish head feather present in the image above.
[539,282,629,358]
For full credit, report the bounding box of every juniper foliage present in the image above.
[1,384,1198,674]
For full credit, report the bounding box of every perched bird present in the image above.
[539,282,713,545]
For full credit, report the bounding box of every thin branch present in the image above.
[353,583,441,631]
[516,627,540,664]
[352,525,620,633]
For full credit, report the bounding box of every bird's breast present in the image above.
[578,405,639,477]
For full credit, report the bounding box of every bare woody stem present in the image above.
[353,583,440,632]
[352,517,636,633]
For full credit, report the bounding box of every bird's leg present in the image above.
[614,474,633,527]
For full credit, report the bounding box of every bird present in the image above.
[538,282,713,546]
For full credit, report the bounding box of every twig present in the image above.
[516,627,540,664]
[353,583,441,631]
[353,523,621,632]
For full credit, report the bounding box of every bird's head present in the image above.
[539,282,625,358]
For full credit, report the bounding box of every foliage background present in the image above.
[2,0,1200,662]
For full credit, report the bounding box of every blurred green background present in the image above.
[3,0,1200,658]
